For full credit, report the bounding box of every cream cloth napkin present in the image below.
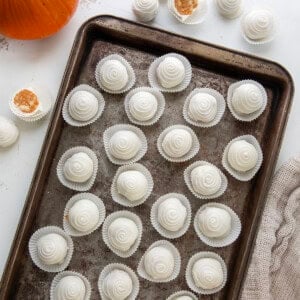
[242,155,300,300]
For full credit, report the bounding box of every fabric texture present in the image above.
[242,155,300,300]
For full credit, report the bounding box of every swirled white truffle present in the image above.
[156,57,185,88]
[102,269,133,300]
[227,140,258,172]
[144,246,175,280]
[132,0,159,22]
[231,83,263,115]
[68,90,99,122]
[191,165,222,196]
[108,218,139,252]
[192,258,224,290]
[158,197,187,232]
[162,128,192,158]
[129,91,158,121]
[0,116,19,148]
[37,233,68,265]
[242,9,274,41]
[216,0,242,19]
[63,152,94,183]
[188,93,217,123]
[198,207,231,238]
[68,199,99,233]
[99,59,129,91]
[109,130,142,160]
[55,275,86,300]
[117,170,148,201]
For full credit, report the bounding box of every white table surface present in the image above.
[0,0,299,278]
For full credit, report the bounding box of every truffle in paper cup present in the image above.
[184,160,228,200]
[63,193,106,237]
[222,135,263,181]
[62,84,105,127]
[28,226,74,273]
[227,80,267,122]
[102,210,143,258]
[137,240,181,283]
[166,290,198,300]
[150,193,191,239]
[185,251,227,295]
[95,54,136,94]
[50,270,91,300]
[194,202,241,247]
[57,146,98,192]
[148,53,192,93]
[111,163,154,207]
[124,86,165,126]
[103,124,148,165]
[98,263,140,300]
[183,88,226,128]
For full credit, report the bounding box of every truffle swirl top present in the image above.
[0,116,19,148]
[37,233,68,265]
[216,0,242,18]
[227,140,258,172]
[192,258,224,290]
[102,269,133,300]
[55,275,86,300]
[162,128,193,158]
[99,59,129,91]
[109,130,142,160]
[156,57,185,88]
[133,0,159,14]
[63,152,94,183]
[68,91,99,122]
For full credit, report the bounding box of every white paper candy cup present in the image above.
[157,124,200,163]
[103,124,148,165]
[194,202,241,247]
[124,86,166,126]
[222,135,263,181]
[227,79,267,122]
[148,53,192,93]
[63,193,106,237]
[185,251,227,295]
[62,84,105,127]
[111,163,154,207]
[166,290,198,300]
[102,210,143,258]
[95,54,136,94]
[56,146,98,192]
[183,88,226,128]
[150,193,191,239]
[50,270,92,300]
[137,240,181,283]
[98,263,140,300]
[28,226,74,273]
[184,160,228,200]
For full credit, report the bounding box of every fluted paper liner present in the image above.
[98,263,140,300]
[103,124,148,165]
[148,53,192,93]
[157,124,200,163]
[95,54,136,94]
[194,202,241,247]
[183,88,226,128]
[111,163,154,207]
[50,270,92,300]
[185,251,227,295]
[137,240,181,283]
[184,161,228,200]
[227,80,267,122]
[63,193,106,237]
[150,193,191,239]
[28,226,74,273]
[57,146,98,191]
[166,290,198,300]
[102,210,143,258]
[62,84,105,127]
[124,86,166,126]
[222,135,263,181]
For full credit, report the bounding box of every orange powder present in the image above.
[175,0,198,15]
[13,89,39,113]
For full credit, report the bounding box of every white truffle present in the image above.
[216,0,242,19]
[176,297,193,300]
[0,116,19,148]
[55,275,86,300]
[132,0,159,22]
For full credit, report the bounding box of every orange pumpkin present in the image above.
[0,0,78,40]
